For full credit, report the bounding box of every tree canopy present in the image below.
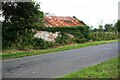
[114,20,120,33]
[2,2,44,42]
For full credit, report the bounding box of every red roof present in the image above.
[44,16,85,27]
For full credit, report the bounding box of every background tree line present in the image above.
[92,21,120,33]
[89,21,119,41]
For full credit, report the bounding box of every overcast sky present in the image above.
[35,0,119,28]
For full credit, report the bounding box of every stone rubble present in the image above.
[34,31,60,42]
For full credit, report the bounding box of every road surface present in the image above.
[2,42,119,78]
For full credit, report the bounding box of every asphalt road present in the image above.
[2,42,119,78]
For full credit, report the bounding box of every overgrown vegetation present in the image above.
[36,26,90,44]
[2,40,117,60]
[59,56,119,78]
[89,22,119,41]
[2,24,118,50]
[89,32,117,41]
[1,2,119,51]
[2,2,44,50]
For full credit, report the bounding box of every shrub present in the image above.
[89,32,118,41]
[3,25,118,50]
[56,33,67,44]
[32,38,54,49]
[2,26,91,50]
[37,26,90,44]
[75,37,86,44]
[2,40,16,50]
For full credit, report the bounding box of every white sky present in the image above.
[35,0,119,28]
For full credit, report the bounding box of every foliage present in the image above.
[98,25,104,32]
[36,26,90,44]
[55,33,75,45]
[90,22,119,41]
[104,24,113,32]
[32,38,54,49]
[2,40,117,60]
[114,20,120,33]
[2,2,44,50]
[89,32,118,41]
[2,2,119,50]
[15,29,34,50]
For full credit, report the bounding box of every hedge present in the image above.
[2,26,118,50]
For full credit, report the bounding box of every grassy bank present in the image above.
[2,40,118,60]
[60,56,119,78]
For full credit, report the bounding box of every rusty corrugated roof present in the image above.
[44,16,85,27]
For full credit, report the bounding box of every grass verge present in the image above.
[59,56,119,78]
[1,40,118,60]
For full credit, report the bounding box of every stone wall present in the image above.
[34,31,60,42]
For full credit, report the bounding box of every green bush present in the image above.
[2,40,16,50]
[55,33,75,45]
[37,26,90,44]
[75,37,86,43]
[3,25,118,50]
[89,32,118,41]
[32,38,54,49]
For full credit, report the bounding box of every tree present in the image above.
[114,20,120,33]
[104,24,113,32]
[2,2,44,42]
[98,25,104,32]
[2,2,44,49]
[93,28,98,32]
